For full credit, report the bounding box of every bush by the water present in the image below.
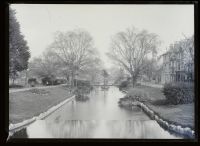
[163,82,194,104]
[127,88,149,102]
[74,79,91,87]
[119,80,129,90]
[74,79,93,90]
[118,88,149,108]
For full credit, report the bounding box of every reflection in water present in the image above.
[10,87,181,139]
[103,90,108,104]
[26,120,53,138]
[106,120,179,138]
[11,120,180,139]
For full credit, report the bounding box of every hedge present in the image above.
[163,82,194,105]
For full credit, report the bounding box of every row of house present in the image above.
[155,39,194,84]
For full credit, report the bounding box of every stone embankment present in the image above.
[119,90,195,139]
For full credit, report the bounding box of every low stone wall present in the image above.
[134,101,194,139]
[119,90,195,139]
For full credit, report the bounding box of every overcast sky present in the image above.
[10,4,194,68]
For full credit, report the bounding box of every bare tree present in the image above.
[107,27,160,87]
[79,57,103,84]
[108,67,126,85]
[47,29,98,86]
[173,35,194,81]
[181,34,194,61]
[102,69,109,85]
[29,50,61,79]
[142,59,157,81]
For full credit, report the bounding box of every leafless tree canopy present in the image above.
[46,29,100,86]
[29,51,61,78]
[107,27,161,87]
[180,35,194,61]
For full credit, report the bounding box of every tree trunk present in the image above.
[71,71,74,87]
[25,71,28,86]
[131,74,139,88]
[132,76,136,88]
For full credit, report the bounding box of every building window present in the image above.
[181,74,184,81]
[177,74,180,82]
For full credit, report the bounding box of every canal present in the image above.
[10,86,181,139]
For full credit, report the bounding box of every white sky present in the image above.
[10,4,194,68]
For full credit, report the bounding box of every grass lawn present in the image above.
[9,86,72,124]
[127,85,194,129]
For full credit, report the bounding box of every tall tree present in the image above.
[29,50,62,79]
[142,59,157,81]
[168,35,194,81]
[102,69,109,85]
[107,27,160,87]
[79,57,103,84]
[181,35,194,61]
[47,29,98,86]
[9,8,30,84]
[181,35,194,81]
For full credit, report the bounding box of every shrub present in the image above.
[73,79,93,94]
[59,79,67,84]
[119,80,129,90]
[74,79,92,88]
[28,78,37,87]
[53,79,62,85]
[135,82,141,86]
[52,78,66,85]
[42,77,54,85]
[163,82,194,104]
[126,88,149,102]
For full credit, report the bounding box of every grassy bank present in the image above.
[9,86,72,124]
[125,85,194,129]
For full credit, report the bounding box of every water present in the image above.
[10,86,181,139]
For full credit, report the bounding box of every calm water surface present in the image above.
[10,87,181,139]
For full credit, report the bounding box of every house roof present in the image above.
[160,44,183,57]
